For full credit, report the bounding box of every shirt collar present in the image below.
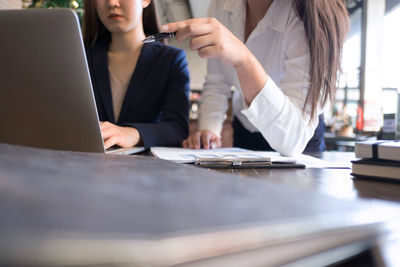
[267,0,293,33]
[223,0,245,27]
[222,0,293,34]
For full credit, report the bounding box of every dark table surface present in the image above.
[0,143,399,266]
[211,151,400,204]
[201,151,400,267]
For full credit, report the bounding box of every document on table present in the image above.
[150,147,351,168]
[150,147,295,164]
[296,154,352,168]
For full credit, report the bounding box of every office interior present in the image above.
[1,0,400,266]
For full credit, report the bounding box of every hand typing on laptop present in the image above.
[100,122,141,150]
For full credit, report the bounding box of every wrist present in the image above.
[124,126,141,147]
[131,128,141,146]
[233,49,256,73]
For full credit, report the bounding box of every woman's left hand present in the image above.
[100,121,141,149]
[162,18,251,69]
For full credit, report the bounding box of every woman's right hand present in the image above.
[182,129,221,149]
[163,18,268,106]
[162,18,251,69]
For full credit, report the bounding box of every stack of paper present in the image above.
[150,147,300,168]
[150,147,351,168]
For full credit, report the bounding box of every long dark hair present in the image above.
[293,0,349,121]
[83,0,162,46]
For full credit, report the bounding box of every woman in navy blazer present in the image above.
[83,0,190,149]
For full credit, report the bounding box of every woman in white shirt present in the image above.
[162,0,349,156]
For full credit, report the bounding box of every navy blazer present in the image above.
[86,41,190,148]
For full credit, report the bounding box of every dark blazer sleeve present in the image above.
[125,49,190,148]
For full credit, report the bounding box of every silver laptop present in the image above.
[0,9,144,155]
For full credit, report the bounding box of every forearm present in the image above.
[198,91,229,136]
[198,58,232,135]
[234,51,268,106]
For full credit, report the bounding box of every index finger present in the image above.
[162,18,214,41]
[162,18,206,32]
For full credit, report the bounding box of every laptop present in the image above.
[0,9,144,155]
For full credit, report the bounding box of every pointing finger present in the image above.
[162,18,205,32]
[162,18,214,41]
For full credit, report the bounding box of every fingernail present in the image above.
[161,25,169,31]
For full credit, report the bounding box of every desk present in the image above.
[213,151,400,204]
[210,151,400,266]
[0,144,399,266]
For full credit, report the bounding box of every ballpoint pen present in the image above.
[142,32,176,43]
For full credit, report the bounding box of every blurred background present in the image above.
[1,0,399,150]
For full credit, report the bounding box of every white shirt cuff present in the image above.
[241,77,286,127]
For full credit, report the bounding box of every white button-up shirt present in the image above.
[199,0,322,156]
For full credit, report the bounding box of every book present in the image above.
[150,147,305,168]
[352,158,400,181]
[355,140,400,161]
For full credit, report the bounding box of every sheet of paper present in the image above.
[150,147,296,164]
[296,154,352,169]
[151,147,351,168]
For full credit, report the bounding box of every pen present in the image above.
[142,32,176,43]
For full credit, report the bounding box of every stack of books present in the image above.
[352,140,400,181]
